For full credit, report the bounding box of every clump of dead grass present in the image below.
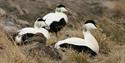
[113,0,125,18]
[60,49,90,63]
[0,29,36,63]
[0,0,125,62]
[93,30,111,55]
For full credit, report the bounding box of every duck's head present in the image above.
[35,18,50,30]
[84,20,97,31]
[55,4,68,12]
[37,18,45,22]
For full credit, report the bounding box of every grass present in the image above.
[0,20,124,63]
[0,0,125,63]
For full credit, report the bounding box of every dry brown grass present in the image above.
[0,29,36,63]
[0,0,125,63]
[113,0,125,18]
[0,21,124,63]
[0,13,124,63]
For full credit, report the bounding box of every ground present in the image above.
[0,0,125,63]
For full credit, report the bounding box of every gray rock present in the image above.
[0,8,6,18]
[27,43,62,61]
[16,19,30,28]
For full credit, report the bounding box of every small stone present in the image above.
[0,8,6,18]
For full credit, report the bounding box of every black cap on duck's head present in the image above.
[55,4,67,12]
[84,20,97,30]
[37,18,45,22]
[85,20,96,26]
[57,4,65,8]
[34,18,50,29]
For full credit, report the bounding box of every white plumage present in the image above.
[42,12,68,26]
[55,37,85,49]
[34,4,68,34]
[15,27,50,43]
[55,20,99,55]
[34,18,50,29]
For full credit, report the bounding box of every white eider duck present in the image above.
[34,4,68,36]
[14,20,50,45]
[55,20,99,56]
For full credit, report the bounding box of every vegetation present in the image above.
[0,0,125,63]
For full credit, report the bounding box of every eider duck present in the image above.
[34,4,68,36]
[55,20,99,56]
[14,27,50,45]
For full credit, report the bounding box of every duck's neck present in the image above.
[83,29,96,42]
[55,11,63,13]
[55,8,64,13]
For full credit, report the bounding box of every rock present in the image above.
[0,8,6,18]
[27,43,62,61]
[16,19,30,28]
[3,26,18,33]
[0,16,18,34]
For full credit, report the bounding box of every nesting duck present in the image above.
[55,20,99,56]
[14,18,50,45]
[34,4,68,36]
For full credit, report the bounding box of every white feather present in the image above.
[43,12,68,26]
[55,23,99,54]
[34,6,68,31]
[15,27,50,43]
